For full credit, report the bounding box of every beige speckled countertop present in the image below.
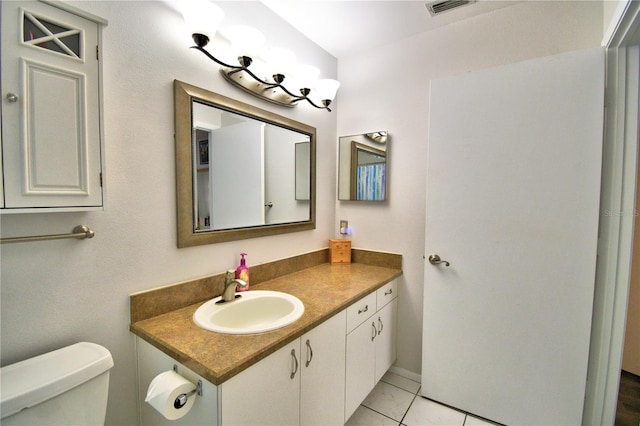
[130,261,401,386]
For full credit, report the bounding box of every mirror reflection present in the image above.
[174,80,316,247]
[338,131,389,201]
[192,102,311,231]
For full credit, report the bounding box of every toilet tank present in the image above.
[0,342,114,426]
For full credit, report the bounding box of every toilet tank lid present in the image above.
[0,342,114,419]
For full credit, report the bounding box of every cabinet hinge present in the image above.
[100,172,103,187]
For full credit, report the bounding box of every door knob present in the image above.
[428,254,450,267]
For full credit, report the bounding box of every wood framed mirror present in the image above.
[174,80,316,247]
[338,131,388,201]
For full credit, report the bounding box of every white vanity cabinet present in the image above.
[299,310,346,425]
[0,1,106,212]
[221,339,300,425]
[345,279,398,420]
[136,338,220,426]
[375,282,398,382]
[137,310,347,426]
[221,310,346,425]
[136,280,398,426]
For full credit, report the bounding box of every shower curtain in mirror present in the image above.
[357,163,386,201]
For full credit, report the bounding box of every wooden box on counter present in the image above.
[329,239,352,264]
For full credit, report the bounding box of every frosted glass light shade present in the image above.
[315,79,341,101]
[226,25,266,60]
[182,1,224,40]
[267,48,296,78]
[294,64,320,90]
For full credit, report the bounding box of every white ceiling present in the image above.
[261,0,521,59]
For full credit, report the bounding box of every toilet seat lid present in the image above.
[0,342,114,418]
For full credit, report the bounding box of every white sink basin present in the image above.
[193,290,304,334]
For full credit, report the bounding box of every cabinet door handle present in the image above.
[378,317,384,335]
[384,288,393,296]
[290,349,299,379]
[6,93,18,103]
[371,322,377,341]
[305,339,313,367]
[358,305,369,314]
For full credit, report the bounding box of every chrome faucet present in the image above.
[220,269,247,303]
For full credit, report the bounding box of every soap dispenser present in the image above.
[235,253,250,292]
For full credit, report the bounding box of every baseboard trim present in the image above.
[389,365,421,384]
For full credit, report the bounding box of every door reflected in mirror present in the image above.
[338,131,388,201]
[175,80,316,247]
[192,102,311,232]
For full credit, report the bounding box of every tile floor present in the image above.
[345,372,499,426]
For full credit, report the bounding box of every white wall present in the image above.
[336,0,603,377]
[0,1,336,424]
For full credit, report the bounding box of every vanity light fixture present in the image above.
[182,1,340,111]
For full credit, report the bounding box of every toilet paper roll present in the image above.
[145,370,196,420]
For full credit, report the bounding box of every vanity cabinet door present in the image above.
[375,298,398,383]
[221,339,300,426]
[345,281,399,421]
[300,310,346,426]
[345,316,377,420]
[0,1,105,212]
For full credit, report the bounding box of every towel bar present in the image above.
[0,225,94,244]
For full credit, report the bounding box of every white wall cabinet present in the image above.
[0,1,106,212]
[345,279,398,421]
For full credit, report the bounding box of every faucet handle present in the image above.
[225,270,235,282]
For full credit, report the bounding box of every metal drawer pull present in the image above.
[358,305,369,314]
[384,288,393,296]
[290,349,298,379]
[305,339,313,367]
[428,254,450,267]
[378,317,383,335]
[371,322,377,341]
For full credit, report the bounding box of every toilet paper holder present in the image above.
[172,364,202,409]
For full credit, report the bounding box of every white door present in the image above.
[209,121,265,230]
[422,48,604,426]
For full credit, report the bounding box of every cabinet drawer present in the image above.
[376,279,398,309]
[346,292,376,333]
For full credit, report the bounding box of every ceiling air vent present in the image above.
[425,0,477,16]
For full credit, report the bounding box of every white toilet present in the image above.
[0,342,114,425]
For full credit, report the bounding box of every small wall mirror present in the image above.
[175,80,316,247]
[338,131,389,201]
